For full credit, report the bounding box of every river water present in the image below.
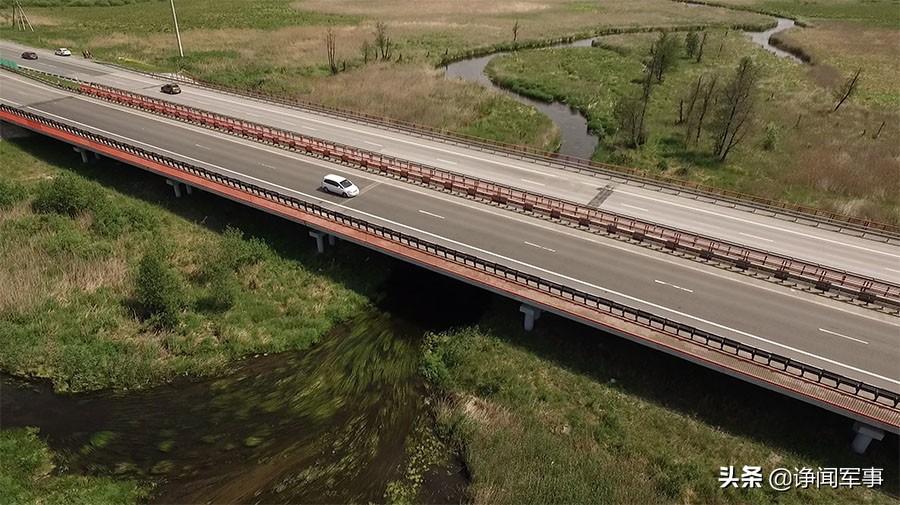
[444,17,802,160]
[1,262,482,503]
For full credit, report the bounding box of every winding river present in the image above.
[444,17,802,159]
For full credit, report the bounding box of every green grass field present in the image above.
[0,0,769,152]
[485,28,900,223]
[0,428,147,505]
[0,137,386,392]
[421,302,899,504]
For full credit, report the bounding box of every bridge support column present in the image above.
[851,422,884,454]
[166,179,184,198]
[73,146,92,164]
[0,121,30,141]
[519,304,542,331]
[309,230,327,254]
[328,234,336,246]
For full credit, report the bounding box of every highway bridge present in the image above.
[1,45,898,451]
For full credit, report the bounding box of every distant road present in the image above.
[1,41,898,282]
[3,71,898,393]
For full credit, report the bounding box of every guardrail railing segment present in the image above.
[3,102,898,420]
[14,67,896,310]
[93,63,900,241]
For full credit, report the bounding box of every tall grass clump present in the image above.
[198,226,269,311]
[135,245,185,328]
[0,427,146,505]
[0,179,27,210]
[31,174,93,216]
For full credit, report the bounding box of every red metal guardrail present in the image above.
[2,102,897,431]
[96,64,900,241]
[49,77,900,310]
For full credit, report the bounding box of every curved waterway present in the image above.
[444,16,803,159]
[1,263,482,503]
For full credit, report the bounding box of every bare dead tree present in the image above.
[685,31,699,59]
[710,57,759,161]
[694,75,717,145]
[324,27,338,75]
[832,68,861,113]
[512,19,520,44]
[374,21,393,61]
[681,74,703,134]
[648,32,680,83]
[360,39,371,64]
[615,71,654,147]
[695,31,707,63]
[873,120,886,139]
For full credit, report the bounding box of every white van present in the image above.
[322,174,360,198]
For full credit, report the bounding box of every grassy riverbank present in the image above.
[485,26,900,223]
[0,137,386,392]
[0,0,769,151]
[0,428,147,505]
[421,301,899,504]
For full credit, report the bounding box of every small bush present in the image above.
[203,264,239,311]
[31,174,93,216]
[91,199,159,238]
[763,121,780,151]
[0,179,27,210]
[220,226,270,269]
[135,246,185,328]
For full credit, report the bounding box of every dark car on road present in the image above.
[21,51,38,60]
[160,83,182,95]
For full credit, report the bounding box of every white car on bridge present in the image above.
[54,47,72,57]
[322,174,359,198]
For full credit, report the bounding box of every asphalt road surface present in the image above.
[3,72,898,393]
[2,40,898,282]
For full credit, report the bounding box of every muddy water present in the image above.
[1,263,482,503]
[443,17,801,160]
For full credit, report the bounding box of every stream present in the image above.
[444,16,803,159]
[0,263,482,503]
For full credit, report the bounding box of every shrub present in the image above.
[135,246,185,328]
[91,199,158,238]
[204,263,239,311]
[31,174,93,216]
[220,226,269,269]
[0,179,27,210]
[763,121,780,151]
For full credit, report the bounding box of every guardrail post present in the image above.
[850,422,885,454]
[519,304,542,331]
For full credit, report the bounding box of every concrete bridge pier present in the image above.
[73,146,93,163]
[851,422,885,454]
[165,179,192,198]
[520,304,542,331]
[308,230,337,254]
